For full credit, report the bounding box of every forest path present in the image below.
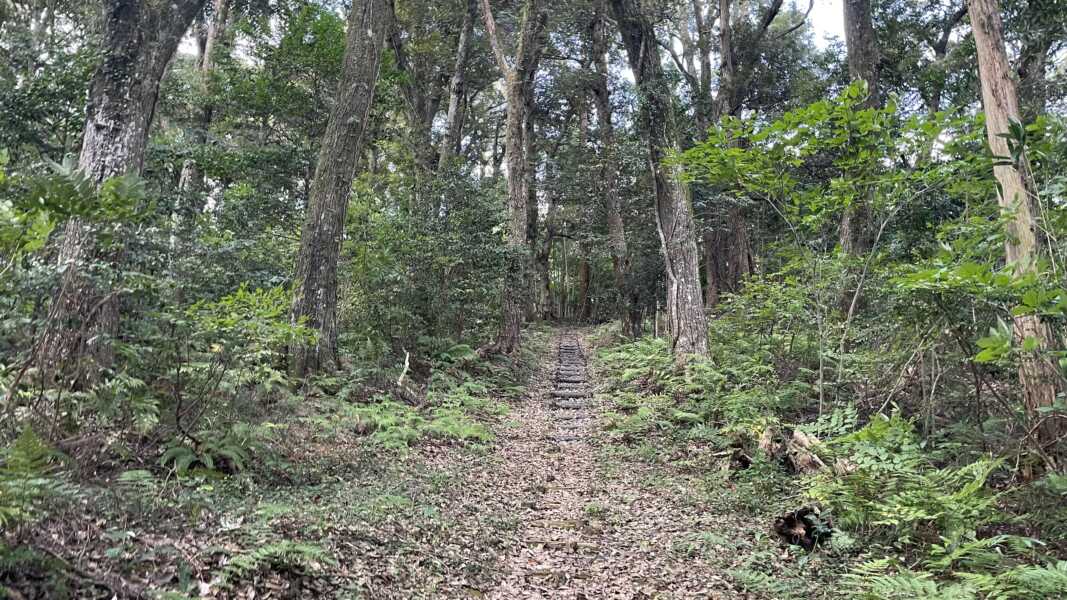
[481,329,740,599]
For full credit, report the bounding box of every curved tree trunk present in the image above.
[611,0,708,356]
[290,0,391,376]
[970,0,1062,462]
[40,0,208,384]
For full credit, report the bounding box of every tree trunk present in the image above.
[690,0,713,135]
[1017,35,1052,122]
[842,0,879,108]
[726,204,753,289]
[178,0,230,205]
[290,0,391,376]
[524,96,541,321]
[703,228,720,307]
[535,199,557,320]
[970,0,1061,459]
[481,0,546,353]
[438,0,476,170]
[611,0,708,356]
[589,0,638,337]
[389,19,446,204]
[40,0,208,383]
[840,0,880,256]
[577,257,591,322]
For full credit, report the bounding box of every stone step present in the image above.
[554,387,589,395]
[554,412,587,420]
[551,389,591,399]
[552,399,589,409]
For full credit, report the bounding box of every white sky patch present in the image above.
[809,0,845,47]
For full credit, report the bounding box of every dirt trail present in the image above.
[483,329,739,599]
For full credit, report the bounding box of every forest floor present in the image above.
[11,326,837,599]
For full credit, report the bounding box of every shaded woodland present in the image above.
[1,0,1067,597]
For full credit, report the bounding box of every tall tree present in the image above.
[438,0,478,169]
[177,0,231,202]
[611,0,708,355]
[290,0,392,375]
[480,0,547,353]
[839,0,880,256]
[969,0,1061,458]
[588,0,639,336]
[41,0,208,381]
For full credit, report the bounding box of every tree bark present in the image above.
[525,108,540,321]
[589,0,638,337]
[970,0,1061,458]
[438,0,477,170]
[842,0,880,108]
[389,16,447,200]
[840,0,880,256]
[178,0,230,205]
[535,198,558,320]
[481,0,546,353]
[1017,35,1052,122]
[577,256,591,322]
[41,0,208,383]
[611,0,708,356]
[290,0,391,375]
[703,228,721,306]
[726,204,753,288]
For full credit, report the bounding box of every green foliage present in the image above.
[344,396,494,449]
[847,559,1067,600]
[160,426,261,475]
[0,428,72,530]
[219,541,335,587]
[807,415,1004,544]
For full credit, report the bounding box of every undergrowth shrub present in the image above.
[0,428,73,531]
[806,414,1007,548]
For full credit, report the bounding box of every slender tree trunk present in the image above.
[40,0,208,383]
[481,0,546,353]
[840,0,880,256]
[389,21,446,207]
[438,0,476,170]
[703,228,720,306]
[536,199,557,320]
[712,0,735,122]
[726,204,753,288]
[589,0,637,336]
[577,257,591,321]
[1017,35,1052,122]
[524,101,540,321]
[690,0,713,135]
[970,0,1061,459]
[611,0,708,355]
[290,0,391,375]
[178,0,230,204]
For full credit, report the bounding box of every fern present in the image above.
[0,428,73,530]
[219,541,335,586]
